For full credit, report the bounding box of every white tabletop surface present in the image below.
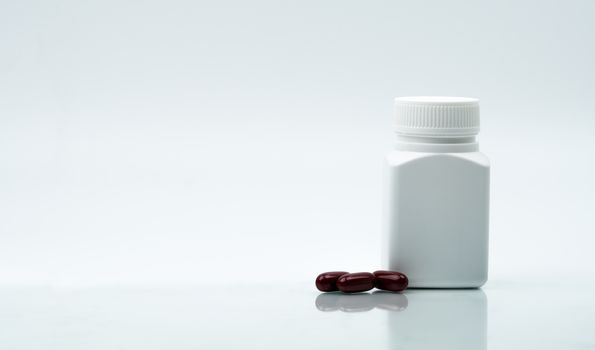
[1,279,593,349]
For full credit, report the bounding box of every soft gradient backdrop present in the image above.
[1,0,594,286]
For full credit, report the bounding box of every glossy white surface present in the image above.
[1,279,593,349]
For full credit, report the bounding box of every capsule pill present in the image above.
[336,272,375,293]
[315,271,349,292]
[373,270,408,292]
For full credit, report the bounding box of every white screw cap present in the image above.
[394,96,480,137]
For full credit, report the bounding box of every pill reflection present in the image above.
[372,291,408,311]
[315,291,408,312]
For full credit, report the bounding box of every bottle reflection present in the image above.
[315,289,487,350]
[389,289,487,350]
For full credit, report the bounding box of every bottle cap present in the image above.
[394,96,480,137]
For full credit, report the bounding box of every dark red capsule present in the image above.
[373,270,408,292]
[316,271,349,292]
[336,272,375,293]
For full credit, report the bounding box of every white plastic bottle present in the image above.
[383,96,490,288]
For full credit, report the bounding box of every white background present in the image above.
[1,0,594,286]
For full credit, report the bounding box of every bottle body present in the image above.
[383,149,490,288]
